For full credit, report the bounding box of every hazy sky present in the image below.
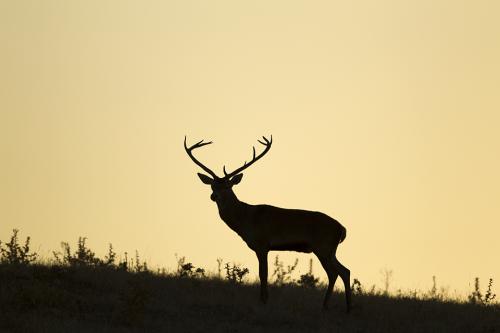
[1,1,499,295]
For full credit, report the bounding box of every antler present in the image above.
[184,136,218,179]
[223,135,273,179]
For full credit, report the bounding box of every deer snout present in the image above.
[210,193,218,201]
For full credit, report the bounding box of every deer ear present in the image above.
[197,173,213,185]
[230,173,243,185]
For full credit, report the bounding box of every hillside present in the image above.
[1,263,499,333]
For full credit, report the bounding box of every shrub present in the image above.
[51,237,132,270]
[422,276,449,301]
[297,258,319,288]
[118,251,130,271]
[271,255,298,286]
[216,258,223,277]
[469,277,496,305]
[175,254,205,278]
[351,278,364,295]
[104,243,117,267]
[224,262,249,284]
[53,237,101,267]
[0,229,38,265]
[133,250,149,273]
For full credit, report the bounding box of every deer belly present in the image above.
[269,242,312,253]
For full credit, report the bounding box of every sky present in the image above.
[1,0,499,296]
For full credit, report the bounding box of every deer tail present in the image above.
[339,225,347,244]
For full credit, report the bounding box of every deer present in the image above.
[184,135,351,312]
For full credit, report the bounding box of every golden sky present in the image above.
[1,0,499,294]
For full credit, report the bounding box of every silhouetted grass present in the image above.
[1,230,499,332]
[1,262,499,332]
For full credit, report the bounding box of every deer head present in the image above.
[184,136,272,204]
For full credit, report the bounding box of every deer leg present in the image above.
[257,251,268,304]
[318,255,338,310]
[333,257,351,313]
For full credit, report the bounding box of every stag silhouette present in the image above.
[184,136,351,312]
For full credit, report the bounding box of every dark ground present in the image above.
[0,263,499,333]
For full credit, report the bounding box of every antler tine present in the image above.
[257,135,272,145]
[224,160,247,176]
[189,138,212,149]
[223,135,273,179]
[184,136,218,179]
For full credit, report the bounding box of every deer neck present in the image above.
[215,190,247,228]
